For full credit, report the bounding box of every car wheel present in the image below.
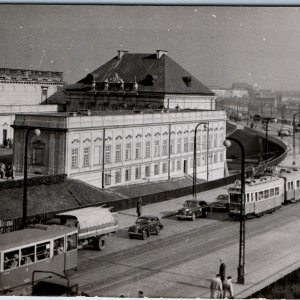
[191,213,196,221]
[93,236,107,251]
[155,226,160,235]
[142,230,148,240]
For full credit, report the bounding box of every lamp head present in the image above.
[223,140,231,148]
[34,129,41,136]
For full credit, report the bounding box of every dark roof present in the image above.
[66,52,214,95]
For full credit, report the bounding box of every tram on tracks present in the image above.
[0,224,78,295]
[228,168,300,219]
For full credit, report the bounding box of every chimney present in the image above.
[118,50,128,60]
[156,50,168,59]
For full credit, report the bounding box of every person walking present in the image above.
[137,198,142,217]
[222,276,234,299]
[219,259,226,284]
[210,274,223,299]
[11,164,15,180]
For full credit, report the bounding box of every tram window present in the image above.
[229,193,240,203]
[291,182,294,190]
[67,233,78,251]
[275,187,280,195]
[53,237,65,255]
[21,246,35,265]
[255,192,258,201]
[270,188,274,197]
[297,180,300,188]
[264,190,269,199]
[258,191,264,200]
[288,182,291,190]
[36,242,50,261]
[251,193,253,202]
[4,250,20,270]
[246,194,249,203]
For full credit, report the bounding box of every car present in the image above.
[278,128,293,136]
[211,194,229,212]
[128,215,164,240]
[176,199,210,221]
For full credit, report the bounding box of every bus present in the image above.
[0,224,78,294]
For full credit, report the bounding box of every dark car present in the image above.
[176,200,209,221]
[211,194,229,212]
[128,215,164,240]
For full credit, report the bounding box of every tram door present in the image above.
[64,233,78,272]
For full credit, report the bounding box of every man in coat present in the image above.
[222,276,234,298]
[210,274,223,299]
[219,259,226,284]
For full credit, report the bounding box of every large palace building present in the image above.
[12,50,227,188]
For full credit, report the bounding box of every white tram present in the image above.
[228,168,300,218]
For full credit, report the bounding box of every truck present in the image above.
[45,206,118,251]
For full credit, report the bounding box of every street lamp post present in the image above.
[224,137,245,284]
[192,122,208,198]
[22,128,41,229]
[293,112,300,166]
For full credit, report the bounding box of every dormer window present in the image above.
[182,76,192,87]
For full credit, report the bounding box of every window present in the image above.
[184,137,189,153]
[135,142,142,159]
[209,133,213,148]
[189,137,194,152]
[104,171,111,185]
[246,193,249,203]
[125,143,132,161]
[220,152,224,162]
[145,141,151,158]
[171,159,175,172]
[154,140,160,157]
[33,147,44,165]
[115,144,122,163]
[208,153,213,164]
[145,165,150,177]
[270,188,275,197]
[154,164,160,175]
[71,148,79,168]
[220,133,224,147]
[258,191,264,200]
[53,237,65,256]
[275,187,280,195]
[214,152,218,163]
[202,154,206,164]
[94,145,101,165]
[170,139,175,154]
[162,162,167,174]
[202,134,207,150]
[105,144,111,163]
[190,157,193,168]
[297,180,300,188]
[4,250,20,270]
[135,166,141,179]
[214,133,218,148]
[67,233,78,251]
[177,138,182,154]
[83,147,90,167]
[21,246,35,264]
[115,169,122,183]
[264,190,269,199]
[177,159,181,171]
[36,241,50,261]
[125,168,131,181]
[162,139,168,156]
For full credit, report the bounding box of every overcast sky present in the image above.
[1,5,300,90]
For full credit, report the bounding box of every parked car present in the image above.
[211,194,229,212]
[176,200,210,221]
[128,216,164,240]
[278,128,293,136]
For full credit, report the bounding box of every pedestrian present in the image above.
[0,162,4,179]
[138,291,144,298]
[219,259,226,284]
[11,164,15,180]
[5,164,11,180]
[222,276,234,299]
[137,198,142,217]
[210,274,223,299]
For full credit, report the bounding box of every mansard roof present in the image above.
[66,52,214,95]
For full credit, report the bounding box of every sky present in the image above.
[1,5,300,90]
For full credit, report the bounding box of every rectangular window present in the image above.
[4,250,20,270]
[115,144,122,163]
[189,137,194,152]
[33,147,44,165]
[214,152,218,163]
[162,162,167,174]
[246,193,249,203]
[162,139,168,156]
[177,159,181,171]
[125,143,132,161]
[67,233,78,252]
[125,168,131,181]
[154,140,160,157]
[258,191,264,200]
[83,147,90,167]
[115,169,122,183]
[177,138,182,154]
[270,188,275,197]
[53,237,64,256]
[36,241,50,261]
[154,164,160,175]
[202,134,207,150]
[145,165,150,177]
[71,148,79,168]
[170,139,175,154]
[275,187,280,195]
[135,166,141,179]
[135,142,142,159]
[208,153,213,164]
[171,159,175,172]
[297,180,300,188]
[264,190,269,199]
[145,141,151,158]
[214,134,218,148]
[184,137,189,153]
[220,152,224,162]
[104,171,111,185]
[105,144,111,163]
[94,145,101,165]
[209,133,213,148]
[21,246,35,264]
[190,157,193,168]
[220,133,224,147]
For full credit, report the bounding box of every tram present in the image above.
[0,224,78,294]
[228,168,300,219]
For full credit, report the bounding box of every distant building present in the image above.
[12,50,226,188]
[0,68,63,145]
